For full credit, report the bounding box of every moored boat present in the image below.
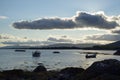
[53,51,60,54]
[32,51,41,57]
[85,53,96,58]
[15,49,26,52]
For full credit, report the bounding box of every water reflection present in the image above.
[32,57,40,65]
[0,49,119,71]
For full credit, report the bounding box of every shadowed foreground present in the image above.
[0,59,120,80]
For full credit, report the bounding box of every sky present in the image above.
[1,0,120,47]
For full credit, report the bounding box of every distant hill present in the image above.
[0,45,32,49]
[2,41,120,50]
[105,41,120,47]
[0,43,97,49]
[92,41,120,50]
[46,43,97,48]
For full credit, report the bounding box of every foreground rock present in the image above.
[48,67,85,80]
[0,69,56,80]
[1,59,120,80]
[33,65,47,72]
[78,59,120,80]
[114,50,120,55]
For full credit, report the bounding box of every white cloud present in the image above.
[0,34,30,46]
[0,34,19,39]
[0,34,72,46]
[1,33,120,47]
[0,34,113,46]
[1,34,75,46]
[12,11,119,30]
[2,40,43,46]
[0,16,8,20]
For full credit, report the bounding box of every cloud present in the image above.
[113,30,120,34]
[47,35,73,43]
[12,11,119,30]
[0,34,70,46]
[13,18,75,29]
[3,35,74,46]
[2,40,43,46]
[0,34,74,46]
[85,34,120,41]
[0,34,29,46]
[0,34,17,39]
[111,27,120,34]
[75,11,118,29]
[0,16,8,20]
[1,33,120,47]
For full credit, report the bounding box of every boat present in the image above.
[85,53,96,58]
[15,49,26,52]
[53,51,60,54]
[32,51,41,57]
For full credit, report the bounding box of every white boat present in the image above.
[85,53,96,58]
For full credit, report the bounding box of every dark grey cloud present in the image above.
[85,34,120,41]
[47,36,73,43]
[12,11,119,30]
[112,29,120,34]
[75,12,118,29]
[13,18,75,29]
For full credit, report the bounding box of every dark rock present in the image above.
[33,65,47,72]
[2,69,24,75]
[60,67,84,76]
[1,59,120,80]
[86,59,120,75]
[92,73,120,80]
[79,59,120,80]
[114,50,120,55]
[1,69,24,80]
[47,67,84,80]
[58,67,84,80]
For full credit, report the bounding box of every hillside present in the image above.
[0,43,97,49]
[105,41,120,47]
[92,41,120,50]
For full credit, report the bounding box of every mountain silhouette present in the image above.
[93,41,120,50]
[105,41,120,47]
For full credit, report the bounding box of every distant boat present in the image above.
[15,49,26,52]
[85,53,96,58]
[32,51,41,57]
[53,51,60,54]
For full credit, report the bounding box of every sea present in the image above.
[0,49,118,71]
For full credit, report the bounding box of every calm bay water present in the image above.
[0,49,118,71]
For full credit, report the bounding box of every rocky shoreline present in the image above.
[0,59,120,80]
